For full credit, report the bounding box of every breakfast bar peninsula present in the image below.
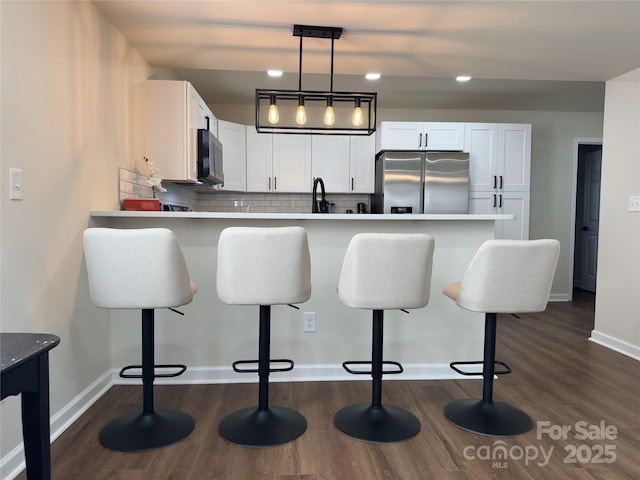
[89,211,512,384]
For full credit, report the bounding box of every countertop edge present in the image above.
[90,211,514,221]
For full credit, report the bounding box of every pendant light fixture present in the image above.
[255,25,377,135]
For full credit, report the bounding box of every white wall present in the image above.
[215,105,605,298]
[0,1,149,475]
[592,68,640,358]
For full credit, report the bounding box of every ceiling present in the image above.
[94,0,640,112]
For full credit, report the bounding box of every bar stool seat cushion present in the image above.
[338,233,434,310]
[217,226,311,306]
[84,228,196,310]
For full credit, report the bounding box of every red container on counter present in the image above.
[122,198,160,211]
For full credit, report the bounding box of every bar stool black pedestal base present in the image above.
[219,406,307,447]
[334,403,420,443]
[444,399,532,437]
[99,409,195,452]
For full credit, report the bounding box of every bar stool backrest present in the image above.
[338,233,435,310]
[83,228,196,309]
[454,239,560,313]
[216,226,312,306]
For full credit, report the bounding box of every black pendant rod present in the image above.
[298,34,303,91]
[330,36,334,93]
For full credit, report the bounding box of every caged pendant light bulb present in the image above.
[268,96,279,124]
[324,97,335,126]
[352,98,363,127]
[295,97,307,125]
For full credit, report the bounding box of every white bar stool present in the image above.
[216,226,311,447]
[334,233,435,443]
[83,228,197,451]
[443,239,560,436]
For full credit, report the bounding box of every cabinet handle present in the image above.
[424,133,428,147]
[492,194,497,208]
[499,175,503,189]
[418,133,422,148]
[351,178,354,191]
[268,177,271,191]
[493,175,497,189]
[499,194,503,208]
[274,177,277,191]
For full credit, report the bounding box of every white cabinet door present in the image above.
[469,191,529,240]
[217,120,246,192]
[378,122,464,151]
[465,123,499,192]
[311,136,350,192]
[499,124,531,192]
[378,122,423,150]
[425,122,465,151]
[466,123,531,193]
[350,135,376,193]
[246,127,273,192]
[497,192,530,240]
[272,134,312,192]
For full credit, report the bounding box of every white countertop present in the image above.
[90,211,514,221]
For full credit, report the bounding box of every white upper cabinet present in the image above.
[466,123,531,192]
[349,135,376,193]
[145,80,216,183]
[272,135,312,192]
[310,135,376,193]
[311,136,351,192]
[217,120,246,192]
[245,127,273,192]
[499,124,531,192]
[246,130,312,193]
[378,122,465,151]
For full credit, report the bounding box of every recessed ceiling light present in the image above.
[365,72,381,81]
[456,75,472,82]
[267,69,283,77]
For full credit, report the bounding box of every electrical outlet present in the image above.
[303,312,316,333]
[629,195,640,212]
[9,168,23,200]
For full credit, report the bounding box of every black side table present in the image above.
[1,333,60,480]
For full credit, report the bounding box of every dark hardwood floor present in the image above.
[20,290,639,479]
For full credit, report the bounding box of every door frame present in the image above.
[568,137,602,301]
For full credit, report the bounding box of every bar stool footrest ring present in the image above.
[449,360,511,376]
[119,364,187,379]
[232,358,294,373]
[342,360,403,375]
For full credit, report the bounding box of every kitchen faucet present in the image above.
[312,177,329,213]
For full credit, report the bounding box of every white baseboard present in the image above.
[112,363,468,385]
[0,371,113,480]
[589,330,640,361]
[549,293,570,302]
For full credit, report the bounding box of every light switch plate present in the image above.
[629,195,640,212]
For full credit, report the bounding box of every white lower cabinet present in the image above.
[469,191,530,240]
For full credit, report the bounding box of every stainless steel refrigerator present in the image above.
[372,151,470,214]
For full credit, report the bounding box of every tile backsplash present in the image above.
[118,168,370,213]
